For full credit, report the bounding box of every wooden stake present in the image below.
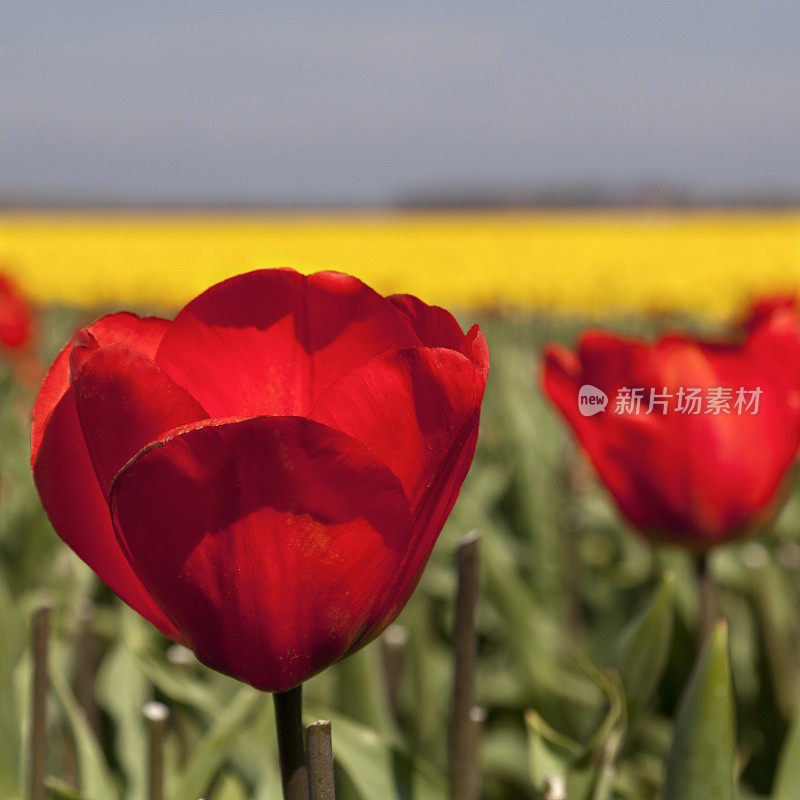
[448,531,481,800]
[306,720,335,800]
[143,701,169,800]
[29,602,52,800]
[74,601,99,734]
[381,624,408,719]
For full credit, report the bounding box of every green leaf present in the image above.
[125,633,221,716]
[663,620,737,800]
[566,655,626,800]
[525,709,578,792]
[95,640,150,800]
[773,685,800,800]
[613,571,675,723]
[589,728,622,800]
[314,710,446,800]
[0,566,24,798]
[210,771,250,800]
[50,665,119,800]
[45,776,92,800]
[234,700,282,800]
[748,555,800,719]
[171,685,264,800]
[333,643,395,737]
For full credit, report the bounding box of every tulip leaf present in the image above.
[171,685,264,800]
[45,776,92,800]
[613,571,675,723]
[123,617,221,716]
[662,620,736,800]
[314,710,446,800]
[0,566,24,799]
[563,655,625,800]
[748,555,800,719]
[525,709,577,793]
[773,686,800,800]
[12,649,33,800]
[573,652,625,756]
[95,640,149,800]
[334,643,395,736]
[50,664,119,800]
[210,771,250,800]
[226,689,282,799]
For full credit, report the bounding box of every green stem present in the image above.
[274,686,309,800]
[694,551,719,649]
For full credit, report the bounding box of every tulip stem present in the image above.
[274,686,310,800]
[694,552,719,648]
[381,624,408,720]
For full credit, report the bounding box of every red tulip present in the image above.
[543,299,800,550]
[0,272,34,351]
[32,269,489,691]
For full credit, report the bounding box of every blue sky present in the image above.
[2,1,798,204]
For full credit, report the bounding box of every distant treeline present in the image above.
[1,184,799,210]
[396,184,800,210]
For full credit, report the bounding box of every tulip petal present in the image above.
[33,386,181,640]
[31,312,180,640]
[542,341,609,480]
[110,415,414,692]
[312,340,488,645]
[0,273,33,350]
[71,343,208,496]
[154,269,423,418]
[543,318,800,548]
[388,294,468,351]
[364,415,482,640]
[544,338,709,540]
[32,312,169,460]
[388,294,491,376]
[312,345,483,511]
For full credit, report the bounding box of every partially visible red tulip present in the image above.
[32,269,489,692]
[0,272,34,351]
[543,298,800,550]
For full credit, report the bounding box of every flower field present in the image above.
[2,211,799,314]
[3,220,800,800]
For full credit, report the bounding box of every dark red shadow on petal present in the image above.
[71,343,208,496]
[32,312,169,461]
[312,345,482,511]
[33,393,182,640]
[111,415,414,692]
[31,312,180,640]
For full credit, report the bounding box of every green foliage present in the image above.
[663,621,736,800]
[2,307,800,799]
[614,572,675,726]
[773,683,800,800]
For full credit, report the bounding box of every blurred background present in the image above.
[2,1,800,313]
[2,3,800,800]
[3,1,799,208]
